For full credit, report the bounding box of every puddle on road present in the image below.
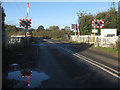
[31,44,39,46]
[8,70,51,88]
[32,43,47,47]
[9,64,21,71]
[40,41,47,42]
[38,43,47,47]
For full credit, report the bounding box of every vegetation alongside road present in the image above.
[77,3,120,35]
[5,24,35,37]
[94,46,118,55]
[33,28,72,41]
[67,40,119,56]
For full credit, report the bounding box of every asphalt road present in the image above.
[3,38,119,88]
[32,38,119,88]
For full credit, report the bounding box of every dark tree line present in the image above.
[5,24,36,36]
[33,25,72,40]
[118,3,120,35]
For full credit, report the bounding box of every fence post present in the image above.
[96,37,99,47]
[88,35,89,44]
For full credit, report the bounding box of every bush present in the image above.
[32,30,68,40]
[116,40,120,50]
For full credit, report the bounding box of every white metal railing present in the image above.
[70,35,119,48]
[8,37,22,44]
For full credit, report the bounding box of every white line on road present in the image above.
[73,53,120,79]
[75,53,119,74]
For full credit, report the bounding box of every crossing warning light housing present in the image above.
[92,19,104,28]
[19,19,31,28]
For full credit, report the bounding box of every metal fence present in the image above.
[8,37,21,44]
[95,37,119,48]
[7,37,30,47]
[70,35,119,48]
[71,35,96,44]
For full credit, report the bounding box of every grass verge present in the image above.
[94,46,118,55]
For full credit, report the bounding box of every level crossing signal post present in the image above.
[19,19,31,37]
[19,3,32,47]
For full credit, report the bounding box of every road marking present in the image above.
[73,53,120,79]
[75,53,119,74]
[43,39,120,79]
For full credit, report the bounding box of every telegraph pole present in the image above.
[76,12,80,36]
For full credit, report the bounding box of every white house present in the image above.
[101,29,117,37]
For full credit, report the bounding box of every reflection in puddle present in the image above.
[10,64,19,66]
[8,70,50,88]
[9,64,20,71]
[39,43,46,47]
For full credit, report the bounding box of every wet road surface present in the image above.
[3,38,119,88]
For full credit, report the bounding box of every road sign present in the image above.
[92,29,98,33]
[73,30,77,32]
[71,24,76,30]
[23,28,28,32]
[92,19,104,28]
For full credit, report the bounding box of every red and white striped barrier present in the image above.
[27,3,29,19]
[92,19,104,28]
